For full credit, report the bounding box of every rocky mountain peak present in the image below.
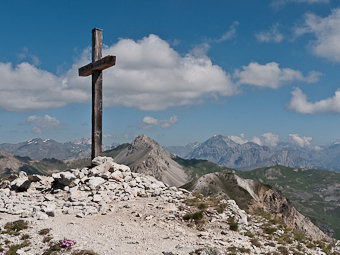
[114,135,189,187]
[131,134,162,150]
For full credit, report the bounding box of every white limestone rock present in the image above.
[87,177,106,190]
[36,211,49,220]
[93,194,102,202]
[69,189,88,202]
[111,171,124,181]
[92,156,114,166]
[226,200,248,226]
[111,162,130,172]
[10,172,31,192]
[59,172,77,186]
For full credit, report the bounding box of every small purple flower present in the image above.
[59,239,75,248]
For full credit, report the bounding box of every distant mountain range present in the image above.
[0,138,116,160]
[3,134,340,171]
[167,134,340,171]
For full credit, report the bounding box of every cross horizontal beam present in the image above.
[78,55,116,77]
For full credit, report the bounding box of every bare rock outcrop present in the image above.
[114,134,189,187]
[184,169,330,241]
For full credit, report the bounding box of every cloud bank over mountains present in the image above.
[0,33,321,113]
[223,132,315,148]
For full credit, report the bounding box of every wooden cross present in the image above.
[78,28,116,160]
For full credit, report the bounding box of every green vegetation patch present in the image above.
[228,217,238,231]
[263,226,277,235]
[237,165,340,239]
[2,220,29,236]
[38,228,51,235]
[173,156,228,179]
[183,211,204,222]
[6,241,29,255]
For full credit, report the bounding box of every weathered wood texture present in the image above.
[78,56,116,77]
[92,28,103,160]
[78,28,116,160]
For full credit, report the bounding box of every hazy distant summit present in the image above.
[0,138,92,160]
[168,134,340,171]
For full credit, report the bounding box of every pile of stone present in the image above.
[0,156,187,220]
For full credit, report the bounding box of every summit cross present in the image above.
[78,28,116,160]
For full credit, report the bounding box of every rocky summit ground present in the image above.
[0,157,339,255]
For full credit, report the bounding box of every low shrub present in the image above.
[228,217,238,231]
[3,220,28,236]
[263,227,277,235]
[250,238,261,247]
[39,228,51,235]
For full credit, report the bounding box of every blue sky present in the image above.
[1,0,340,147]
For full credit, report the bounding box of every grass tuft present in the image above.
[3,220,29,236]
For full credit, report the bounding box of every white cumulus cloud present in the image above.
[255,24,284,43]
[262,132,280,147]
[234,62,321,89]
[251,132,279,147]
[251,136,262,146]
[0,34,236,112]
[229,133,248,144]
[295,9,340,61]
[139,115,178,129]
[288,87,340,114]
[92,34,236,110]
[26,114,61,134]
[289,133,312,147]
[0,62,88,112]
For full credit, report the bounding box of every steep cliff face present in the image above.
[238,165,340,239]
[183,170,330,241]
[252,185,329,241]
[114,135,189,187]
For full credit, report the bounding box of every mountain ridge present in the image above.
[170,134,340,171]
[237,165,340,239]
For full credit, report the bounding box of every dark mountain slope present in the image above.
[237,165,340,239]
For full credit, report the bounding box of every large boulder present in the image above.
[54,171,76,187]
[91,156,114,166]
[10,171,31,192]
[87,177,106,190]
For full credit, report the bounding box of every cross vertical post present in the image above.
[78,28,116,161]
[92,28,103,160]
